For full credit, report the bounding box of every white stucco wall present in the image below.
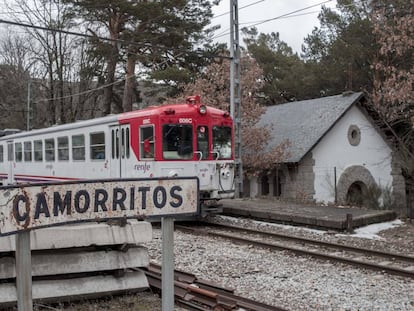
[312,105,393,203]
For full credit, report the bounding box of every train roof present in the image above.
[118,102,229,123]
[0,98,230,141]
[0,114,119,141]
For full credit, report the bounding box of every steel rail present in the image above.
[139,262,286,311]
[176,224,414,279]
[201,221,414,262]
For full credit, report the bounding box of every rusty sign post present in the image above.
[0,177,199,310]
[16,231,32,311]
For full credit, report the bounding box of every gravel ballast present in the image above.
[145,216,414,311]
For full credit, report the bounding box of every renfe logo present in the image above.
[179,118,192,124]
[134,163,151,173]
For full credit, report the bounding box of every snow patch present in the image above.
[338,219,403,240]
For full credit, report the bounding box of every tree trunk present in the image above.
[103,48,117,116]
[122,55,136,112]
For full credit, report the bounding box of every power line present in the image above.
[213,0,266,19]
[0,18,230,60]
[247,0,334,28]
[0,1,225,50]
[211,0,334,40]
[241,11,320,28]
[213,10,321,41]
[30,50,187,104]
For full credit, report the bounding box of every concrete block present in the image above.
[0,270,149,305]
[0,220,152,252]
[0,246,149,279]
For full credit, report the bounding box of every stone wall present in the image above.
[390,151,408,216]
[251,153,316,202]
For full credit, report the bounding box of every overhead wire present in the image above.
[211,0,335,40]
[212,0,266,19]
[0,0,338,104]
[246,0,334,28]
[26,50,186,104]
[0,4,229,105]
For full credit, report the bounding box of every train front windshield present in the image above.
[162,124,232,160]
[163,124,193,159]
[212,126,232,159]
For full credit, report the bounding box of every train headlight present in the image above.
[168,170,178,177]
[221,169,231,179]
[199,105,207,115]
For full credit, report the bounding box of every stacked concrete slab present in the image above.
[0,220,152,306]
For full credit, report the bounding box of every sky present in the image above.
[211,0,338,54]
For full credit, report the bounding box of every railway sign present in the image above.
[0,177,199,236]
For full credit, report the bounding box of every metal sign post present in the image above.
[15,231,33,311]
[161,217,174,311]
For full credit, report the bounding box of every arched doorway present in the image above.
[346,181,368,206]
[336,165,376,205]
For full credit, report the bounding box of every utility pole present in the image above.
[26,80,31,131]
[230,0,243,197]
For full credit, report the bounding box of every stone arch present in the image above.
[337,165,377,204]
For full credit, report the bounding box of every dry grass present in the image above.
[5,291,163,311]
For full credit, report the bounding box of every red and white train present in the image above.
[0,96,235,214]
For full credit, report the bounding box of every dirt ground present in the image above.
[377,218,414,249]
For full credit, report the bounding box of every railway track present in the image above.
[176,222,414,279]
[139,262,286,311]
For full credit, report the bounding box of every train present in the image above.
[0,95,235,215]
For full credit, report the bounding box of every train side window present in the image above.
[90,132,105,160]
[15,142,22,162]
[213,126,232,159]
[7,143,13,161]
[24,141,32,162]
[72,135,85,161]
[0,145,3,162]
[121,127,130,159]
[111,129,115,159]
[140,126,154,159]
[116,129,119,158]
[58,136,69,161]
[45,138,55,161]
[126,128,130,158]
[34,140,43,161]
[121,128,125,158]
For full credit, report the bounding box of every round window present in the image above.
[348,125,361,146]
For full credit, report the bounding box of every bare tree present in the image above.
[4,0,87,126]
[372,0,414,124]
[371,0,414,178]
[0,34,33,129]
[174,54,290,176]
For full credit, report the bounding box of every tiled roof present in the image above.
[258,92,364,162]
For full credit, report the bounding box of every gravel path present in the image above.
[145,216,414,311]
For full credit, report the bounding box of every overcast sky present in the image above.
[211,0,338,54]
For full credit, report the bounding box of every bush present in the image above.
[364,184,392,210]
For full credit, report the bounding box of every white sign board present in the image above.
[0,177,199,236]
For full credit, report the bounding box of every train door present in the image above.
[109,125,130,178]
[195,125,215,188]
[6,141,14,184]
